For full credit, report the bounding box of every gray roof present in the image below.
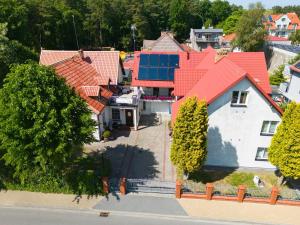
[193,28,223,33]
[142,33,184,52]
[271,43,300,54]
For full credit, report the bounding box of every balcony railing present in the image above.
[141,95,174,101]
[196,37,219,42]
[110,94,138,105]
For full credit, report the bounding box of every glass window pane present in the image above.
[239,92,248,104]
[112,109,120,121]
[269,121,278,134]
[261,121,269,133]
[231,91,239,104]
[256,148,264,159]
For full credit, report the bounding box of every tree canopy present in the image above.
[269,65,286,86]
[289,30,300,45]
[0,23,38,86]
[269,102,300,179]
[235,3,266,52]
[171,97,208,174]
[0,62,95,181]
[0,0,242,51]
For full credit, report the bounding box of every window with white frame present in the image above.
[255,148,268,161]
[231,91,248,106]
[112,108,120,122]
[260,121,279,135]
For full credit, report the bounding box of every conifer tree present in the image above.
[269,102,300,179]
[171,97,208,174]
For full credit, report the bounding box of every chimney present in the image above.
[215,48,229,62]
[78,49,84,59]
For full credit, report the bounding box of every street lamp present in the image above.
[131,24,136,51]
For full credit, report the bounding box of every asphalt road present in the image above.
[0,206,259,225]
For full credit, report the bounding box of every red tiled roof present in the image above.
[226,52,272,94]
[180,44,198,52]
[172,58,282,122]
[52,56,113,114]
[40,50,121,85]
[81,86,100,96]
[123,58,134,70]
[266,35,289,41]
[266,13,300,30]
[174,51,208,96]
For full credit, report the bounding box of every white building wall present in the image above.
[285,73,300,102]
[206,79,281,169]
[91,112,103,141]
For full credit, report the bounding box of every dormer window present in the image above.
[231,91,248,106]
[282,18,286,22]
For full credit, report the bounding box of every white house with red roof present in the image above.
[265,13,300,38]
[279,60,300,103]
[40,49,142,138]
[132,47,282,168]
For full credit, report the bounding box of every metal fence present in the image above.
[126,179,176,194]
[182,180,206,194]
[213,184,237,197]
[278,187,300,201]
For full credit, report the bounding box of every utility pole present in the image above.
[72,15,79,50]
[131,24,136,51]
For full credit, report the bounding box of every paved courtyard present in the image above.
[86,114,175,182]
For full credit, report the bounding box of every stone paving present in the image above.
[86,114,175,182]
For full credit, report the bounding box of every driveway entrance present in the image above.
[86,114,176,184]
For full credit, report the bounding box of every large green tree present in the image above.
[218,10,244,34]
[235,3,266,52]
[269,102,300,179]
[171,97,208,174]
[269,65,286,86]
[0,23,38,86]
[0,62,95,181]
[289,30,300,45]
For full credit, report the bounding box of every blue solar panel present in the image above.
[296,62,300,70]
[138,54,179,81]
[140,54,149,66]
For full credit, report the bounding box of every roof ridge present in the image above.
[49,54,81,67]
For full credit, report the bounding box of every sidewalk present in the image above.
[178,198,300,225]
[0,190,102,210]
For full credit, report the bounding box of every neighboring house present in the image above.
[188,27,223,51]
[265,35,292,45]
[40,50,142,137]
[264,13,300,38]
[220,33,241,52]
[279,60,300,102]
[142,31,185,52]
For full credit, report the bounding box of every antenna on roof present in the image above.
[72,15,80,50]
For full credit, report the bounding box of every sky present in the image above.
[227,0,299,9]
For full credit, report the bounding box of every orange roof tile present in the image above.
[52,56,112,114]
[40,50,121,85]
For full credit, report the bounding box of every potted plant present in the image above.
[102,130,111,142]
